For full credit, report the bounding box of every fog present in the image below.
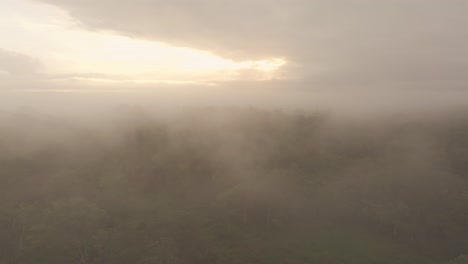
[2,83,468,117]
[2,0,468,263]
[1,87,468,263]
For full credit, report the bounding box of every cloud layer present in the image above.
[0,49,42,77]
[37,0,468,87]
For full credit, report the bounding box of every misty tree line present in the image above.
[1,108,468,264]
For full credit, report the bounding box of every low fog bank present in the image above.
[2,82,468,120]
[1,100,468,263]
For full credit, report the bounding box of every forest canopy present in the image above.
[1,108,468,264]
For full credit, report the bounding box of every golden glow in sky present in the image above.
[0,0,286,84]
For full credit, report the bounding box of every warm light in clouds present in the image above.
[0,0,286,84]
[241,59,287,72]
[65,35,286,79]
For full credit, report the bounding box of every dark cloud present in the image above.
[36,0,468,87]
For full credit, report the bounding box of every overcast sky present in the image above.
[1,0,468,112]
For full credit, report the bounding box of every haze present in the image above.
[1,1,468,264]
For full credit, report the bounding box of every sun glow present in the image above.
[1,0,286,84]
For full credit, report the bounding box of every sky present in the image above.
[0,0,468,112]
[0,0,286,87]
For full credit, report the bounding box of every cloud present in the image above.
[0,49,47,90]
[36,0,468,87]
[0,49,43,77]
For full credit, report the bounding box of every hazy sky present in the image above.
[1,0,468,96]
[0,0,285,88]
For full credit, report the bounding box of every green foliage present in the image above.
[1,108,468,263]
[444,255,468,264]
